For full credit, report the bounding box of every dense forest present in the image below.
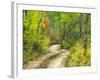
[23,10,91,69]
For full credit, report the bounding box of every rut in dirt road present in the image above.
[47,49,69,68]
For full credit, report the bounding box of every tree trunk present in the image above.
[79,13,83,37]
[70,15,74,40]
[37,12,44,35]
[84,14,88,55]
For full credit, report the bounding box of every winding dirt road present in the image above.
[24,44,70,69]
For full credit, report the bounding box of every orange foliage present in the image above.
[45,18,48,29]
[43,17,48,29]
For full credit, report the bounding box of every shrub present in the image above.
[32,35,50,54]
[65,40,91,67]
[61,40,76,49]
[23,31,50,64]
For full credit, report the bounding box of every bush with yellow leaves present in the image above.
[65,40,91,67]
